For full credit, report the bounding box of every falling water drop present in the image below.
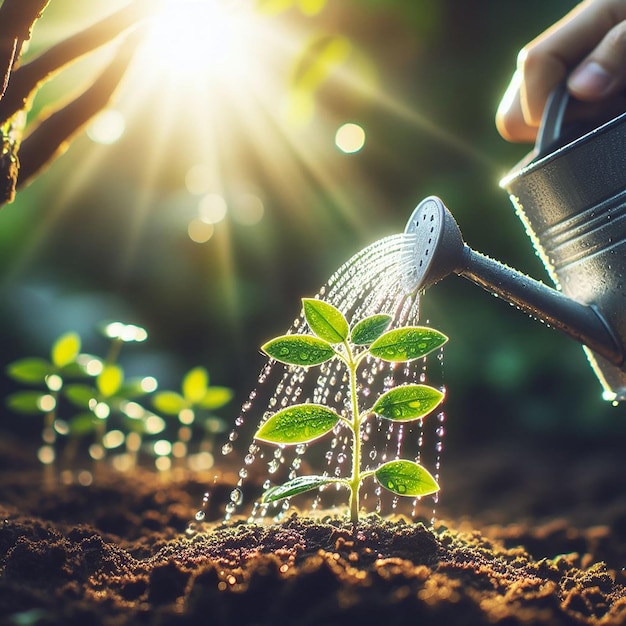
[230,488,243,506]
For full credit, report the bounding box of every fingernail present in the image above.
[568,61,615,97]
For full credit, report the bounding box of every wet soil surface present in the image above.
[2,433,626,626]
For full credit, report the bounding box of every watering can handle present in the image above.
[535,82,570,158]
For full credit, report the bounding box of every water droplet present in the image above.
[195,510,206,521]
[268,459,280,474]
[235,416,245,426]
[230,488,243,505]
[263,479,272,489]
[221,442,233,455]
[239,468,248,479]
[229,431,238,442]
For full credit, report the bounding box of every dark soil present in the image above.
[2,432,626,626]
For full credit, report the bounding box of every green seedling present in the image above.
[255,298,448,524]
[6,331,86,466]
[153,366,233,464]
[5,321,234,474]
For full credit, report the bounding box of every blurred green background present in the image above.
[1,0,623,452]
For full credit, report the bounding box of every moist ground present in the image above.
[1,432,626,626]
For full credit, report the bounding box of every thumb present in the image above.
[568,20,626,100]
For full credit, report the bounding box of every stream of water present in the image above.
[188,231,447,532]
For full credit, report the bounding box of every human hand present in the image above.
[496,0,626,143]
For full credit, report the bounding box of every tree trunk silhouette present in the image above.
[0,0,152,206]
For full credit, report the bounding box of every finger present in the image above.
[495,70,539,142]
[519,0,621,126]
[568,20,626,100]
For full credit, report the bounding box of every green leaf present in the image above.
[369,327,448,362]
[64,384,96,408]
[302,298,349,344]
[262,335,335,367]
[182,367,209,404]
[262,475,342,503]
[97,364,124,398]
[372,384,444,422]
[375,460,439,497]
[6,391,45,414]
[350,314,392,345]
[6,358,52,384]
[199,386,233,410]
[118,378,151,399]
[51,332,81,369]
[255,403,341,444]
[153,391,187,415]
[69,413,98,435]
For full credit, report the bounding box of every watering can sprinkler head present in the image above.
[403,82,626,401]
[403,195,625,395]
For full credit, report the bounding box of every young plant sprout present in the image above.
[5,321,234,474]
[153,366,233,466]
[255,298,448,524]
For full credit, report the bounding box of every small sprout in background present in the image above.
[62,322,157,469]
[4,320,234,479]
[153,366,233,472]
[6,332,87,474]
[256,298,447,524]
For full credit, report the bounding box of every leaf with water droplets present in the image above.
[262,334,335,367]
[369,327,448,362]
[261,475,343,503]
[255,403,341,444]
[302,298,349,344]
[375,459,439,497]
[350,314,392,345]
[372,384,444,421]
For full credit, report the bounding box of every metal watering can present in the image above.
[404,84,626,401]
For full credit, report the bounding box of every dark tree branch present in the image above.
[17,29,143,189]
[0,0,50,41]
[0,0,153,125]
[0,1,153,206]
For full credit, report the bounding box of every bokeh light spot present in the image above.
[188,218,215,243]
[232,193,265,225]
[199,193,228,224]
[335,122,366,153]
[87,110,126,145]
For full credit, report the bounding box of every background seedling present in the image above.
[255,298,447,523]
[153,366,233,469]
[5,321,233,476]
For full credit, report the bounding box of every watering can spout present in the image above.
[403,196,625,394]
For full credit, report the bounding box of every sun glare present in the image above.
[140,0,255,81]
